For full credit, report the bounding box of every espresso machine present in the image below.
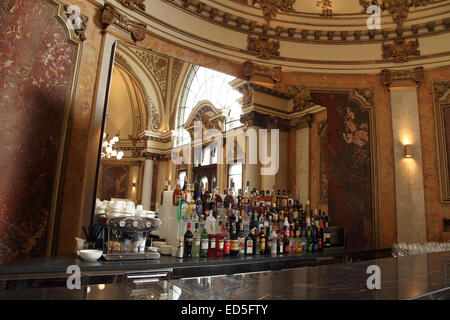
[103,213,162,260]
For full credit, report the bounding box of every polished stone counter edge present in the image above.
[0,248,391,277]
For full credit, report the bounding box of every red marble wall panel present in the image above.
[0,0,75,262]
[311,92,373,250]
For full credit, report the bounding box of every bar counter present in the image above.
[1,249,449,300]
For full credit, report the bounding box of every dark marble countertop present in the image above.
[0,247,391,279]
[172,251,450,300]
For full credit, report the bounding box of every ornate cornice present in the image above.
[243,61,282,83]
[286,85,315,112]
[117,0,146,11]
[251,0,296,22]
[165,0,450,44]
[101,3,147,42]
[63,4,88,41]
[433,81,450,101]
[380,66,424,87]
[240,110,311,130]
[360,0,442,29]
[247,35,280,59]
[382,38,420,62]
[142,152,171,161]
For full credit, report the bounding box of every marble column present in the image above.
[387,73,427,243]
[141,159,154,210]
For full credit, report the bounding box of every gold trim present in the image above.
[45,0,85,256]
[432,81,450,203]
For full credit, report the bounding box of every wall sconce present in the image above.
[405,144,412,158]
[132,182,136,189]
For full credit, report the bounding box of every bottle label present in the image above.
[231,240,239,251]
[194,238,201,247]
[219,240,224,250]
[260,239,266,251]
[201,239,209,250]
[246,241,253,254]
[224,240,231,254]
[210,239,216,249]
[279,243,283,253]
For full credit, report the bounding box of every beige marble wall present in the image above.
[390,88,427,243]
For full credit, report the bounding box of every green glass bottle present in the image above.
[191,223,201,257]
[200,225,209,257]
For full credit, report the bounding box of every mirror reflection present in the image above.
[94,41,334,259]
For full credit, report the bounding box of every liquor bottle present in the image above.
[196,192,203,218]
[277,231,284,254]
[271,187,277,208]
[208,233,216,257]
[200,226,209,257]
[287,190,294,207]
[230,225,239,256]
[323,213,331,248]
[183,222,193,257]
[270,228,278,255]
[295,227,301,254]
[216,223,224,257]
[173,183,183,206]
[283,230,290,254]
[289,227,295,254]
[223,223,231,256]
[244,228,254,256]
[265,190,271,208]
[254,227,261,255]
[177,237,184,258]
[191,223,201,258]
[238,221,246,256]
[300,225,307,252]
[260,227,266,255]
[306,224,313,252]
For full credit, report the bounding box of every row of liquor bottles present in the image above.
[178,212,332,259]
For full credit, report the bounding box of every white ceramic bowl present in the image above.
[78,249,103,261]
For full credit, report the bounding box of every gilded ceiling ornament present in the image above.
[63,4,88,41]
[316,0,333,17]
[133,49,169,97]
[247,35,280,59]
[150,100,161,131]
[117,0,146,11]
[382,38,420,62]
[251,0,296,22]
[243,61,282,83]
[102,4,147,42]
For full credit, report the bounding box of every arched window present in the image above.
[174,65,243,147]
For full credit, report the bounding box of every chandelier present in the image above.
[101,133,124,160]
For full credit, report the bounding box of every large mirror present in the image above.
[92,40,377,252]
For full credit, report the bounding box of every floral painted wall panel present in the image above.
[100,165,130,201]
[0,0,76,262]
[312,92,373,250]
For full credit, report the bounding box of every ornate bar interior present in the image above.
[1,0,450,300]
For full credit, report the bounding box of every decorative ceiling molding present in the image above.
[243,61,282,83]
[101,3,147,42]
[63,4,88,41]
[359,0,442,29]
[133,48,169,97]
[250,0,296,22]
[117,0,146,11]
[380,66,424,87]
[382,38,420,62]
[316,0,333,17]
[247,35,280,59]
[165,0,450,44]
